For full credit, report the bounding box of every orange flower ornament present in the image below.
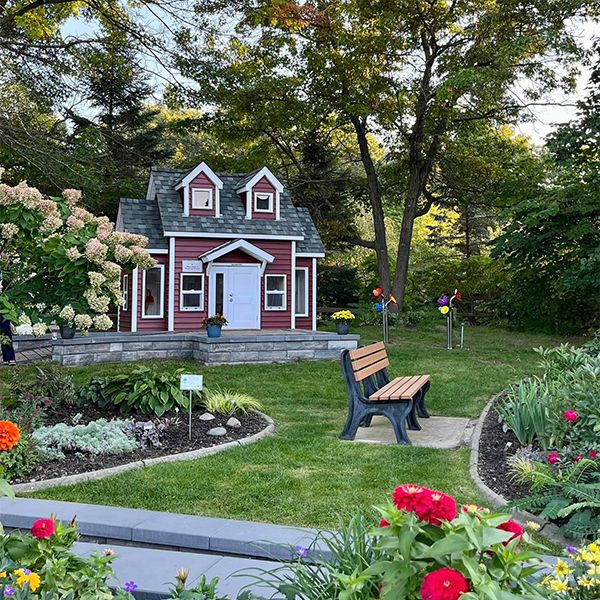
[0,421,20,451]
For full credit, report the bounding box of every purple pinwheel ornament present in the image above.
[437,295,449,307]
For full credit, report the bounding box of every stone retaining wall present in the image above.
[15,331,359,366]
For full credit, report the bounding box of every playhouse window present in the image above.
[180,273,204,311]
[254,192,273,212]
[265,274,286,310]
[192,188,213,210]
[122,274,129,311]
[295,268,309,317]
[142,265,165,318]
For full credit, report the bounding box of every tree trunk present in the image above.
[351,116,391,295]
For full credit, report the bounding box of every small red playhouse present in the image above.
[116,163,324,332]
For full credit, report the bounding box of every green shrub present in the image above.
[7,362,77,407]
[0,392,49,433]
[78,367,203,416]
[0,435,39,481]
[32,418,138,460]
[202,388,263,416]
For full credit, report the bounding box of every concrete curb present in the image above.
[469,394,573,548]
[14,412,275,494]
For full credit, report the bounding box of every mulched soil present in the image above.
[477,402,530,501]
[13,405,268,485]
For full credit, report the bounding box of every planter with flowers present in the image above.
[202,314,228,338]
[478,338,600,541]
[332,310,355,335]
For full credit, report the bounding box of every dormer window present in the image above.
[192,188,213,210]
[254,192,273,213]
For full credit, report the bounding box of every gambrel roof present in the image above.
[117,167,324,255]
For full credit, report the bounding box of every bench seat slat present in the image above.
[369,374,430,401]
[400,375,430,399]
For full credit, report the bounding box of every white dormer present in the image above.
[235,166,284,220]
[175,162,224,217]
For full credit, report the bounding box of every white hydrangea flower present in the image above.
[18,313,32,326]
[58,305,76,324]
[32,322,48,337]
[74,314,93,330]
[93,314,113,331]
[88,272,106,288]
[0,223,18,239]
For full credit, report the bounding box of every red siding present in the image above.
[250,177,276,220]
[137,254,168,332]
[214,249,259,263]
[189,173,216,217]
[173,238,293,330]
[295,257,313,330]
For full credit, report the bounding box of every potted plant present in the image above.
[202,314,228,338]
[332,310,355,335]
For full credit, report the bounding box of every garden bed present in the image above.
[11,405,269,485]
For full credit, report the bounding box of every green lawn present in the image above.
[8,323,575,529]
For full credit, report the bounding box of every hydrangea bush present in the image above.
[0,170,155,334]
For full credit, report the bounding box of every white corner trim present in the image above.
[245,191,252,220]
[296,252,325,258]
[199,239,275,266]
[175,162,224,191]
[147,248,169,255]
[131,268,139,333]
[312,258,317,331]
[275,190,280,220]
[183,186,189,217]
[291,241,296,329]
[168,238,175,331]
[235,166,284,194]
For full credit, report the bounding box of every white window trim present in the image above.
[264,274,287,311]
[254,191,273,213]
[192,188,213,210]
[295,267,309,317]
[141,264,165,319]
[122,274,129,311]
[180,272,204,312]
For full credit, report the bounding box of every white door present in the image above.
[210,265,260,329]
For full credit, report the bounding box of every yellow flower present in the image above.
[0,572,5,578]
[578,577,595,588]
[587,564,600,576]
[548,578,569,593]
[525,520,541,533]
[332,310,355,321]
[554,559,572,578]
[14,568,41,592]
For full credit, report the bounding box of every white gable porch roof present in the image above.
[199,239,275,273]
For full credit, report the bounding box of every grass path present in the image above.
[8,323,574,529]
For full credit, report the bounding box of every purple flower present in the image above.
[437,295,449,307]
[123,581,138,593]
[565,545,577,554]
[294,545,309,558]
[3,586,15,597]
[21,569,31,576]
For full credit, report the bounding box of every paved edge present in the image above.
[13,412,275,494]
[469,393,572,548]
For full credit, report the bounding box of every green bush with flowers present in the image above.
[331,311,356,323]
[0,169,155,335]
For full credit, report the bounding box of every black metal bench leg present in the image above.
[383,402,412,444]
[406,401,421,431]
[417,383,431,418]
[360,414,373,427]
[340,404,366,440]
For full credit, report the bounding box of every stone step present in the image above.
[73,540,285,599]
[0,497,326,562]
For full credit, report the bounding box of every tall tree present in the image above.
[176,0,594,307]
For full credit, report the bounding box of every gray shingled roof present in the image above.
[118,198,168,250]
[118,167,324,254]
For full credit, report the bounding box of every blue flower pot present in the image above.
[207,324,223,338]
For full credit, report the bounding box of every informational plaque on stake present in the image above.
[180,374,203,441]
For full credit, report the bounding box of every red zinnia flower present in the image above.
[574,455,582,463]
[420,568,469,600]
[548,453,560,464]
[420,491,457,526]
[590,450,598,459]
[392,484,432,516]
[564,410,578,422]
[379,518,390,527]
[496,520,523,545]
[31,518,55,539]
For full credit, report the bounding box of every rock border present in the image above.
[469,394,572,548]
[13,412,275,494]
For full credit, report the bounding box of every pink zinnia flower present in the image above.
[564,410,578,422]
[548,453,560,464]
[590,450,598,459]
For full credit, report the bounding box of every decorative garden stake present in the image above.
[437,290,462,350]
[373,287,397,344]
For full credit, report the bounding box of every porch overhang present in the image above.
[199,239,275,274]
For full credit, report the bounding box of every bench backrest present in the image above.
[348,342,389,382]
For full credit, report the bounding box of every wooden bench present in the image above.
[339,342,430,444]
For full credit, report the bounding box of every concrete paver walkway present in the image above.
[352,415,475,448]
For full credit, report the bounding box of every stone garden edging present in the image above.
[469,393,572,548]
[13,412,275,494]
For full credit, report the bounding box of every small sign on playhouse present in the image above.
[180,374,204,391]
